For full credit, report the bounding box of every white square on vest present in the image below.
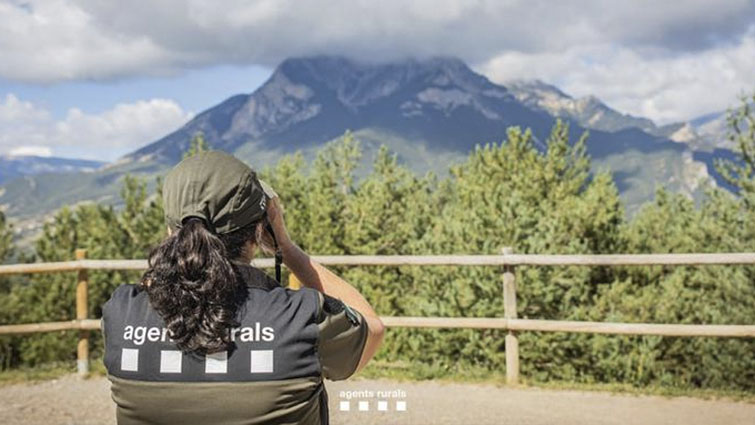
[160,350,182,373]
[121,348,139,372]
[250,350,274,373]
[205,351,228,374]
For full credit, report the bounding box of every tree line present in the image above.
[0,95,753,390]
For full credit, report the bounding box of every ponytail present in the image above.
[141,217,244,354]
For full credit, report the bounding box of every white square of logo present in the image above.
[205,351,228,374]
[160,350,182,373]
[396,400,407,411]
[377,400,388,411]
[358,401,369,411]
[339,401,350,411]
[250,350,274,373]
[120,348,139,372]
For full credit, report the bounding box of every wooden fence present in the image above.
[1,248,754,384]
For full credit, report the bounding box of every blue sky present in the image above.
[0,63,272,160]
[0,64,271,120]
[0,0,753,161]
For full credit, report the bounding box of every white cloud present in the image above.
[0,94,52,150]
[0,0,169,82]
[0,0,754,122]
[479,28,755,124]
[8,145,52,157]
[0,94,192,160]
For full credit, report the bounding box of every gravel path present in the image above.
[1,374,753,425]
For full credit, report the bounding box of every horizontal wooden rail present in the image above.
[507,319,755,337]
[498,253,755,266]
[3,317,754,338]
[0,319,100,334]
[0,261,84,274]
[2,253,755,275]
[306,253,755,266]
[381,317,755,337]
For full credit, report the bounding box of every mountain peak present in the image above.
[507,79,572,100]
[270,55,494,108]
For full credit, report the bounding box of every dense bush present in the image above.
[0,94,753,391]
[0,177,163,366]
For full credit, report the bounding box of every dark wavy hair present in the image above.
[140,217,273,354]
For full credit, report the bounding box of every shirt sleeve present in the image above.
[316,292,369,381]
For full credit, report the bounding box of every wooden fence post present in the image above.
[75,249,89,376]
[502,246,519,385]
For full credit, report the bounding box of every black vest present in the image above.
[102,266,322,383]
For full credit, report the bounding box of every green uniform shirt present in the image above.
[101,265,368,425]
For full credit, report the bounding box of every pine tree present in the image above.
[184,132,212,159]
[716,92,755,201]
[342,145,439,315]
[0,211,12,264]
[299,132,361,254]
[118,175,165,256]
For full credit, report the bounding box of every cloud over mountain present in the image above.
[481,30,755,123]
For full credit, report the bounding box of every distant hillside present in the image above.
[0,155,104,185]
[0,56,740,227]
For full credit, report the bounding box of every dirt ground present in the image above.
[0,374,753,425]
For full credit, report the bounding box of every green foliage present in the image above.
[592,188,755,389]
[378,122,627,379]
[0,177,164,368]
[1,113,754,392]
[0,211,22,368]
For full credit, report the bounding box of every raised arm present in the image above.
[266,197,385,372]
